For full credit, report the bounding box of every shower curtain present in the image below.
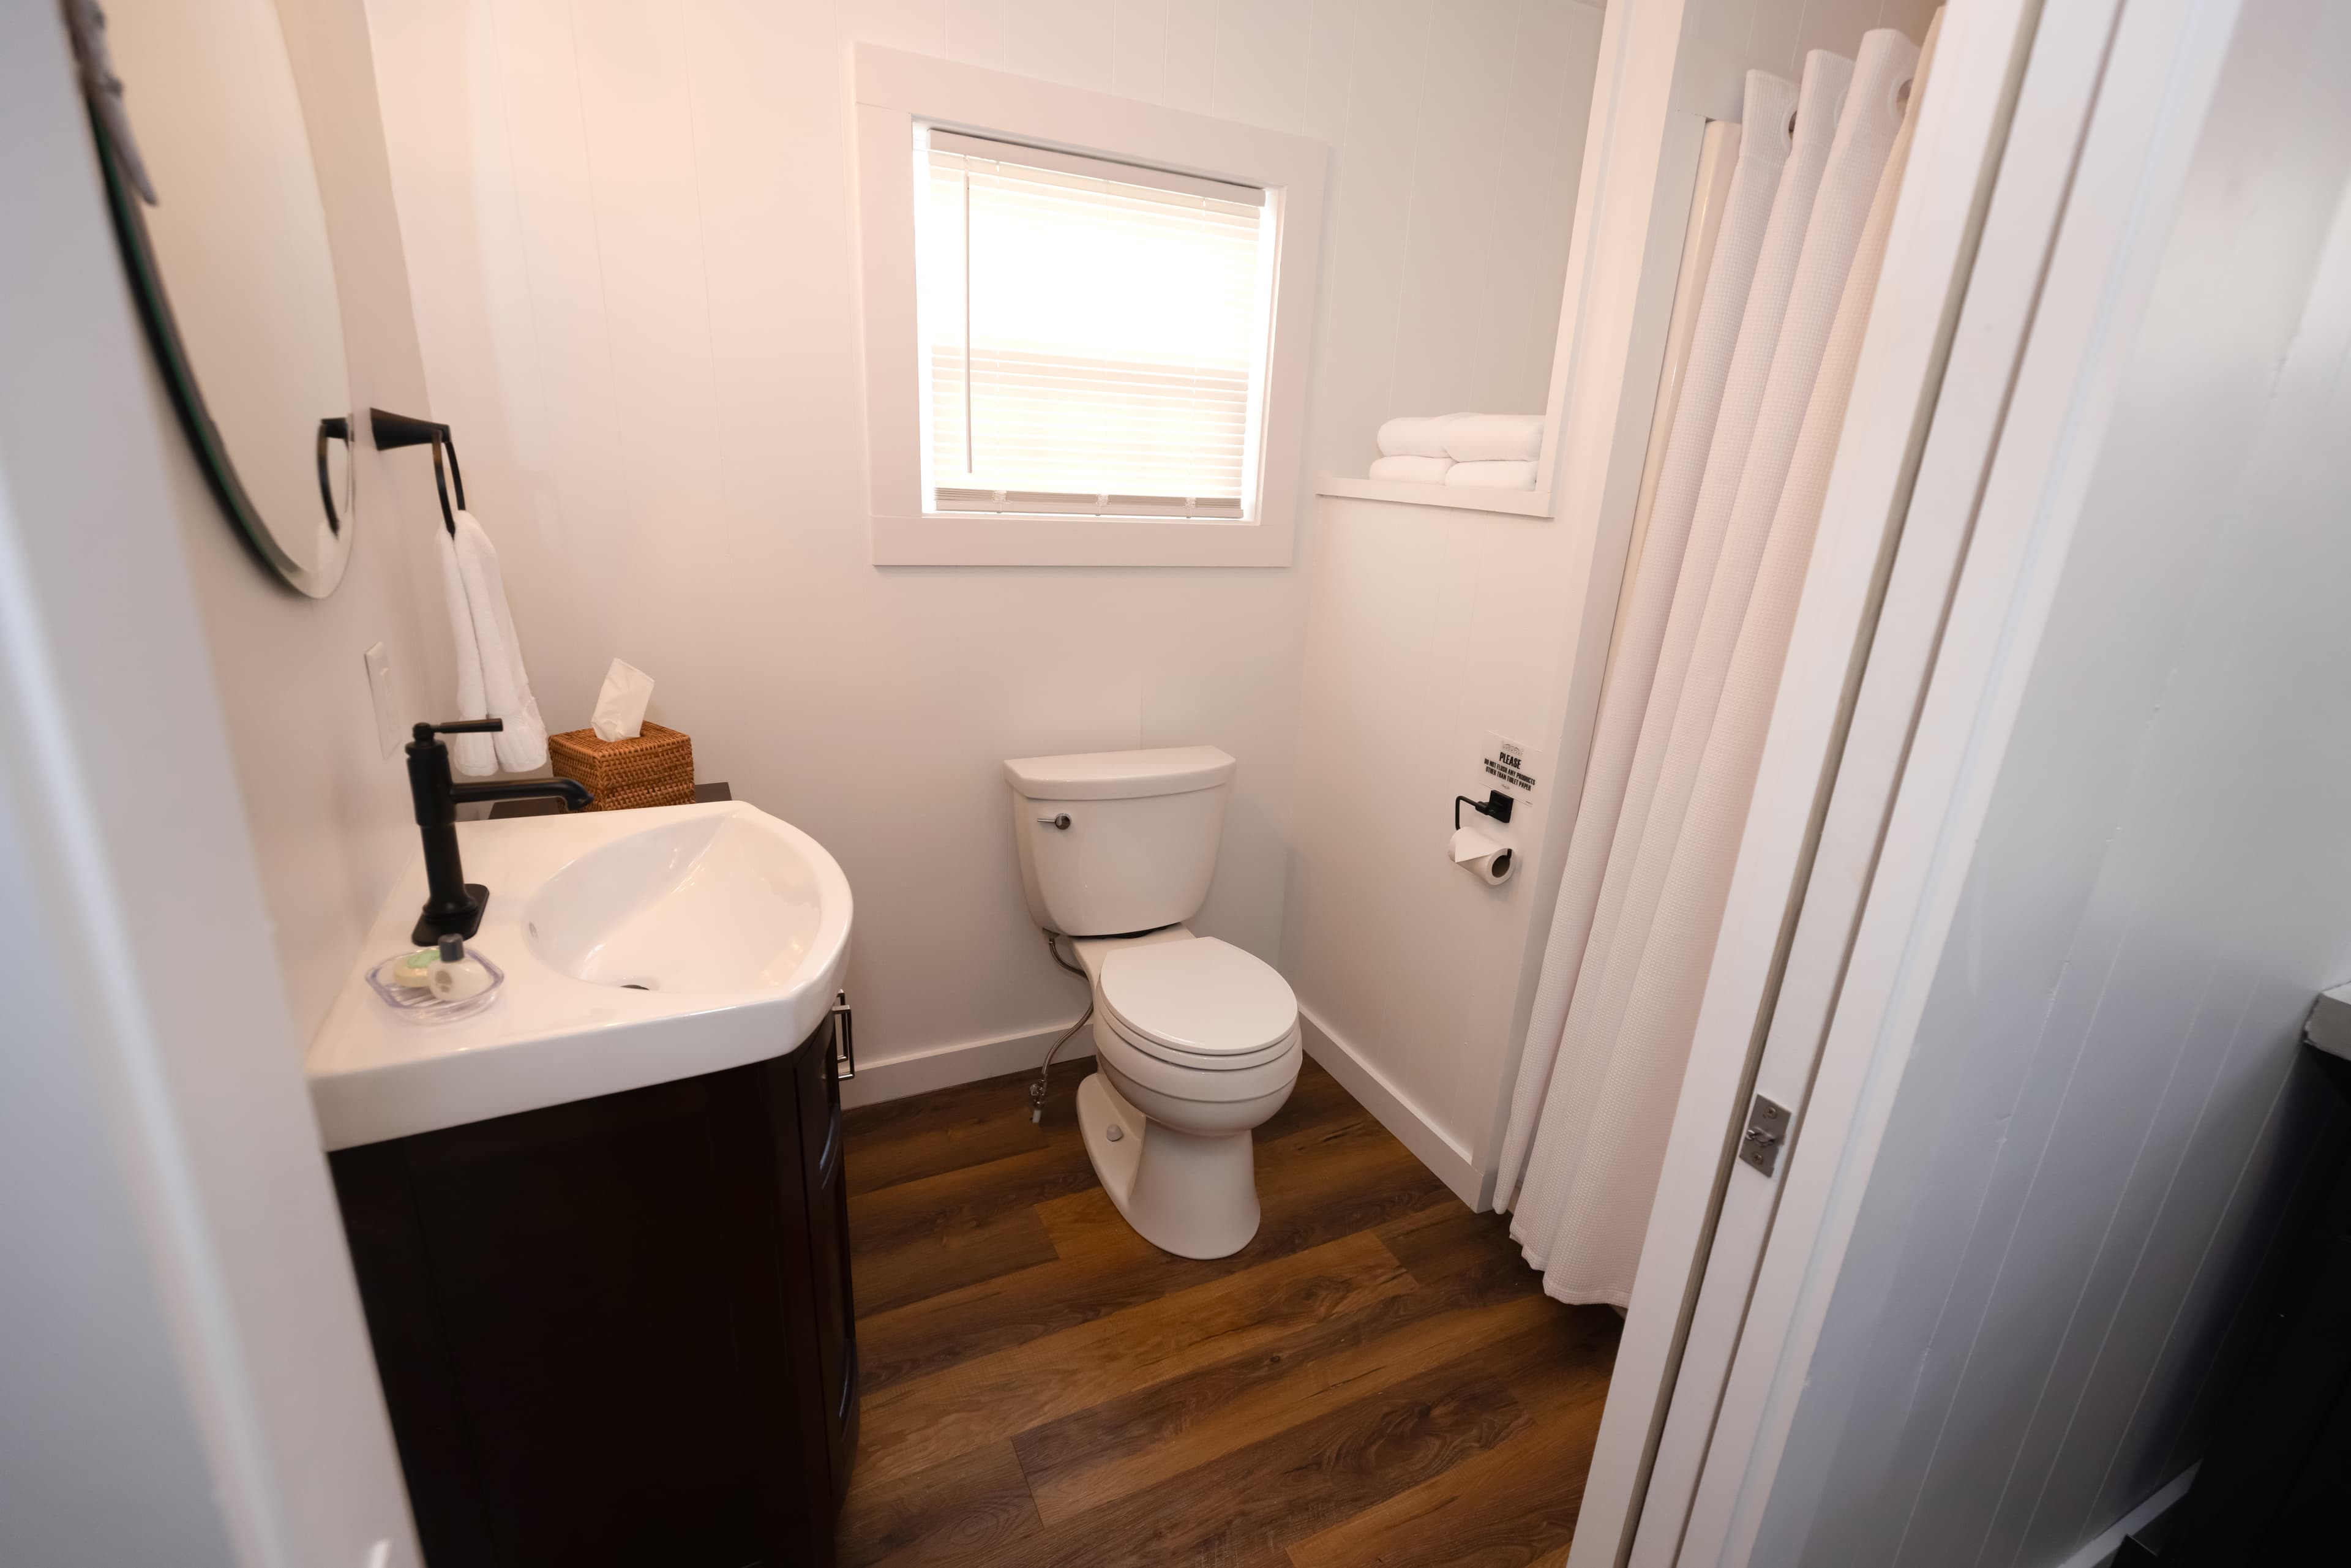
[1500,24,1932,1307]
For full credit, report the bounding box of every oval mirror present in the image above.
[69,0,358,597]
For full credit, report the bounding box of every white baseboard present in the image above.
[838,1020,1092,1110]
[2053,1465,2198,1568]
[1297,1007,1482,1208]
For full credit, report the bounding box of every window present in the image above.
[918,133,1268,520]
[855,45,1325,566]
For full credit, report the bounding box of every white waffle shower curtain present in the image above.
[1499,23,1932,1307]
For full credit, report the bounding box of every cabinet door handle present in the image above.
[831,991,855,1079]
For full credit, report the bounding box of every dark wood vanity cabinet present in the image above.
[330,1016,858,1567]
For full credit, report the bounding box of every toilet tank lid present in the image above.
[1003,745,1235,801]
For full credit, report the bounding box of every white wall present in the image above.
[0,4,422,1559]
[1752,0,2351,1558]
[0,784,243,1568]
[170,0,459,1043]
[361,0,1599,1081]
[1281,0,1933,1195]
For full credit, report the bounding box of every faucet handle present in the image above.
[411,718,506,745]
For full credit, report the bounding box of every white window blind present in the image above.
[918,130,1269,520]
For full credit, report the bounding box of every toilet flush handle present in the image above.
[1037,812,1072,830]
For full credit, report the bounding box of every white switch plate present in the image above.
[363,643,401,760]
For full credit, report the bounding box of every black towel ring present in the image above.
[370,408,467,536]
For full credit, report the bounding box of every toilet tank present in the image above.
[1004,746,1236,936]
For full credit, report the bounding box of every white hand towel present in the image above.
[1376,413,1468,457]
[1446,460,1538,490]
[435,527,497,778]
[1368,454,1455,483]
[449,509,548,773]
[1442,414,1546,463]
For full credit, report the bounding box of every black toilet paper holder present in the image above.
[1455,790,1515,830]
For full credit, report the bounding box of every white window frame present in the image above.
[853,45,1325,568]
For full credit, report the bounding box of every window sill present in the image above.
[1315,477,1556,517]
[871,512,1291,568]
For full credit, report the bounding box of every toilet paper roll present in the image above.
[1450,824,1516,886]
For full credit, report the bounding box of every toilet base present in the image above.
[1076,1072,1262,1259]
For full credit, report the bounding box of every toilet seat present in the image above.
[1095,1019,1302,1106]
[1098,937,1299,1069]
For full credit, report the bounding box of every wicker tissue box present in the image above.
[548,721,694,812]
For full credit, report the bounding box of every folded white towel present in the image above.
[1368,455,1455,483]
[1445,460,1539,490]
[1376,413,1468,458]
[1442,414,1546,463]
[446,509,548,775]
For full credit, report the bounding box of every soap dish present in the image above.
[366,950,505,1025]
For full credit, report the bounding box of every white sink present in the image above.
[527,811,830,994]
[306,800,853,1151]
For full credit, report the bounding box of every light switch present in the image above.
[364,643,402,760]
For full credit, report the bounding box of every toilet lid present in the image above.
[1098,937,1298,1058]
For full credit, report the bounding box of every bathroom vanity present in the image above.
[332,1018,855,1566]
[306,801,860,1566]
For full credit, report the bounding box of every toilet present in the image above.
[1005,746,1301,1259]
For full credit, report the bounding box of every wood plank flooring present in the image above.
[838,1056,1619,1567]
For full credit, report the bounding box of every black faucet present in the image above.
[407,718,594,945]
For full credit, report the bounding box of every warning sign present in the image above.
[1481,733,1539,799]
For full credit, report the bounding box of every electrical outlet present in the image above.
[364,643,402,760]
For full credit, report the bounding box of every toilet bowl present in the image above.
[1071,930,1301,1259]
[1004,745,1303,1260]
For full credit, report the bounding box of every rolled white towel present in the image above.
[450,510,549,773]
[1376,413,1468,458]
[1442,414,1546,463]
[435,525,496,778]
[1368,455,1455,483]
[1445,459,1538,490]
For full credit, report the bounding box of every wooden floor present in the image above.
[837,1055,1620,1568]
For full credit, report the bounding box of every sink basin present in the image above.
[307,800,853,1151]
[527,812,828,993]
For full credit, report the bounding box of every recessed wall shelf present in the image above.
[1314,476,1556,517]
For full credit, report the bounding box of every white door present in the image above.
[1619,1,2131,1559]
[1566,0,2069,1556]
[1637,0,2334,1558]
[1573,0,2277,1561]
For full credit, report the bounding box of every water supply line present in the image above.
[1030,929,1091,1122]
